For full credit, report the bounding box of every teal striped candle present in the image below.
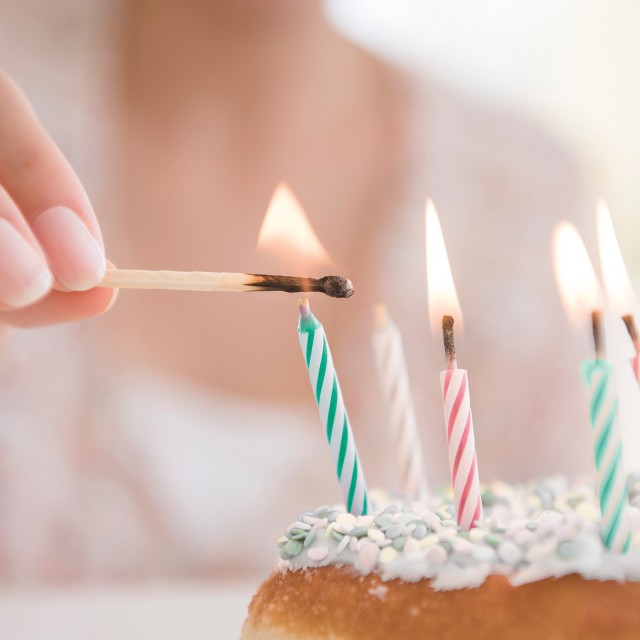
[297,298,369,515]
[581,360,631,553]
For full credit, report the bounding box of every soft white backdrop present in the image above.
[326,0,640,276]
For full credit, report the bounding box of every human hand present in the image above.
[0,70,116,328]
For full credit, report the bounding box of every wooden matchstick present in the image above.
[99,268,354,298]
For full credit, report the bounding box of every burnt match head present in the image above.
[319,276,354,299]
[442,315,457,369]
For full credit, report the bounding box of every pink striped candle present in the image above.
[426,200,483,530]
[440,316,483,530]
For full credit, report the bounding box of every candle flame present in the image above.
[426,199,463,334]
[597,199,638,317]
[553,222,603,327]
[257,183,331,270]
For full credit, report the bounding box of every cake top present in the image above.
[277,476,640,590]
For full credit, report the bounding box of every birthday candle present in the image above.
[439,317,483,531]
[372,304,429,501]
[554,222,631,553]
[581,355,631,553]
[426,201,483,530]
[298,298,369,515]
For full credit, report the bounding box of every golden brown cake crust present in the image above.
[241,567,640,640]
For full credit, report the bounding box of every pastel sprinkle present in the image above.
[557,541,581,560]
[420,534,439,549]
[283,540,303,557]
[386,524,404,539]
[412,525,428,540]
[392,536,407,550]
[307,546,329,562]
[350,526,370,538]
[358,543,379,572]
[379,547,398,564]
[374,516,392,528]
[484,535,500,549]
[367,529,385,543]
[336,535,351,554]
[403,538,421,555]
[425,544,448,566]
[336,513,357,528]
[469,528,486,542]
[303,529,317,548]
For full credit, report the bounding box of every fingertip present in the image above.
[0,218,53,308]
[32,206,106,291]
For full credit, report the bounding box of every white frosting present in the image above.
[276,476,640,590]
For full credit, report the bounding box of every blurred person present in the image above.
[0,0,591,582]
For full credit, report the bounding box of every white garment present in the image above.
[1,326,334,581]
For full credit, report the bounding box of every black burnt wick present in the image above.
[443,315,456,369]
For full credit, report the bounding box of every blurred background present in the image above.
[1,0,639,612]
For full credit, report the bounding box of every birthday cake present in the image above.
[241,477,640,639]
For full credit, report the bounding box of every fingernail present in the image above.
[0,219,52,308]
[32,206,106,291]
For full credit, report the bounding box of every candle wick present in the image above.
[298,297,311,317]
[591,310,604,360]
[442,315,457,370]
[622,314,640,354]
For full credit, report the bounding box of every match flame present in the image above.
[553,222,603,327]
[257,183,331,270]
[597,199,638,317]
[426,199,463,334]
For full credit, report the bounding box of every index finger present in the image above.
[0,70,106,291]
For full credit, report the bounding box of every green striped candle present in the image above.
[581,359,631,553]
[297,298,369,515]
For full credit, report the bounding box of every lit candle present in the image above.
[426,200,483,530]
[597,200,640,383]
[553,222,631,553]
[372,304,429,501]
[298,298,369,515]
